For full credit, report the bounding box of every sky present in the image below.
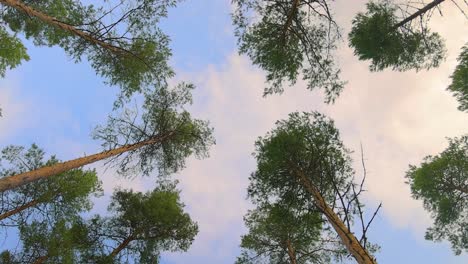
[0,0,467,263]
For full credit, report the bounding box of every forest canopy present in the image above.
[0,0,467,263]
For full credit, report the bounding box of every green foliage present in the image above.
[0,172,196,263]
[237,201,344,264]
[0,26,30,77]
[0,250,20,264]
[0,218,97,263]
[241,112,378,262]
[406,135,468,255]
[249,112,353,207]
[0,144,103,226]
[94,82,215,177]
[1,0,180,103]
[82,181,198,263]
[16,219,89,263]
[349,1,446,71]
[0,144,102,262]
[3,0,87,45]
[232,0,344,103]
[448,43,468,112]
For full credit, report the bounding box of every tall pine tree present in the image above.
[247,112,380,264]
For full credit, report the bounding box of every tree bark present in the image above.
[282,0,301,41]
[0,0,128,55]
[285,239,297,264]
[109,235,135,258]
[294,170,377,264]
[393,0,445,29]
[0,133,175,192]
[0,198,40,220]
[33,256,48,264]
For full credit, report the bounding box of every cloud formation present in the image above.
[1,0,466,262]
[162,3,468,260]
[0,76,31,143]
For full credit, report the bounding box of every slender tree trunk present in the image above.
[393,0,445,29]
[33,256,48,264]
[294,170,377,264]
[282,0,301,37]
[0,198,40,220]
[285,239,297,264]
[0,133,175,192]
[109,235,135,258]
[0,0,127,54]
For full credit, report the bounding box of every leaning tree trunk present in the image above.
[0,198,40,220]
[282,0,300,39]
[0,133,174,192]
[285,239,297,264]
[0,0,128,55]
[393,0,445,29]
[294,170,377,264]
[33,256,48,264]
[109,234,136,258]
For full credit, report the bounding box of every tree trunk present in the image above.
[294,170,377,264]
[0,198,40,220]
[109,235,135,258]
[0,133,174,192]
[0,0,128,55]
[33,256,48,264]
[393,0,445,29]
[282,0,300,41]
[285,239,297,264]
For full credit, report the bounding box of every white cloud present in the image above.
[1,0,466,262]
[163,3,468,258]
[0,76,31,143]
[161,54,327,262]
[328,1,468,232]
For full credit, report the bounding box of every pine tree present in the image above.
[447,43,468,112]
[0,145,102,264]
[232,0,344,103]
[348,0,453,71]
[406,135,468,255]
[80,181,198,263]
[236,201,347,264]
[0,0,181,104]
[0,144,102,226]
[0,181,198,264]
[248,112,380,264]
[0,84,214,192]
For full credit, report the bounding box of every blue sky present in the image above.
[0,0,467,263]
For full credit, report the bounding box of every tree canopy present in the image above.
[0,0,181,104]
[406,135,468,255]
[0,24,29,77]
[94,82,214,178]
[237,200,346,264]
[0,144,102,263]
[1,0,467,262]
[0,144,102,226]
[79,181,198,263]
[246,111,379,264]
[0,83,214,192]
[232,0,344,103]
[0,181,197,264]
[448,43,468,112]
[348,0,446,72]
